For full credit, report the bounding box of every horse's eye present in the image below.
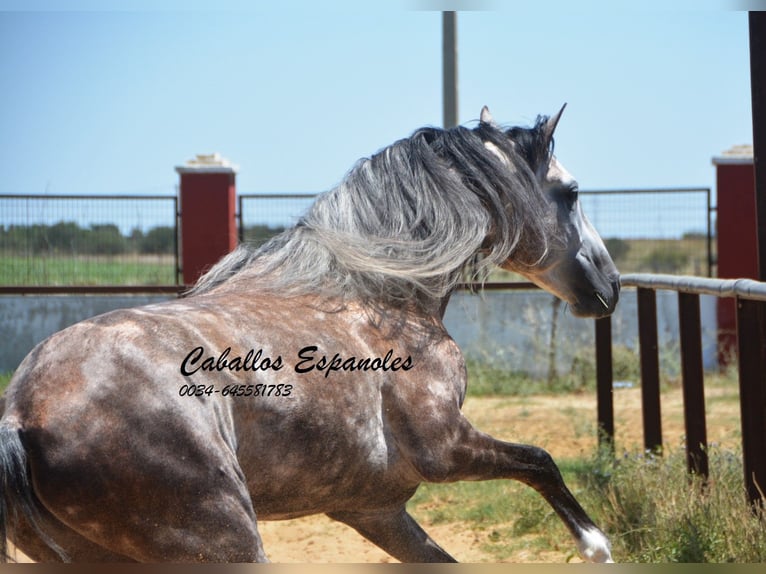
[569,186,579,201]
[557,185,578,209]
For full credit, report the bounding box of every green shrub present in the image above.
[576,447,766,562]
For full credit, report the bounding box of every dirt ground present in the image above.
[9,383,741,563]
[258,382,741,563]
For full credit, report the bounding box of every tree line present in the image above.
[0,222,175,255]
[0,222,287,256]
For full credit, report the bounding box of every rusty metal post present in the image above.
[678,292,709,478]
[741,8,766,511]
[595,316,614,452]
[637,287,662,453]
[736,296,766,508]
[751,12,766,279]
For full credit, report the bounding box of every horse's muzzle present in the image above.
[576,276,620,318]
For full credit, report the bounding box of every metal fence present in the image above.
[0,194,179,287]
[0,188,713,288]
[239,188,715,277]
[580,188,713,277]
[237,193,315,245]
[600,273,766,508]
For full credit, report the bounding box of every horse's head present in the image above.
[481,105,620,318]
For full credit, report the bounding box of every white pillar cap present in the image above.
[175,153,239,174]
[712,144,754,166]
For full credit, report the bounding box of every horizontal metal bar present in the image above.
[456,281,539,291]
[238,188,712,200]
[0,194,175,201]
[0,285,186,295]
[0,282,537,295]
[3,188,712,202]
[238,193,318,200]
[621,273,766,302]
[579,187,711,196]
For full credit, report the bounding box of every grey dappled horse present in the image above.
[0,106,619,562]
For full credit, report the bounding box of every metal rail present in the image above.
[0,285,185,295]
[621,273,766,302]
[600,273,766,508]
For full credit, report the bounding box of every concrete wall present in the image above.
[1,289,718,378]
[445,288,719,378]
[1,294,174,373]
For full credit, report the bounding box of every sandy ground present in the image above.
[8,383,741,563]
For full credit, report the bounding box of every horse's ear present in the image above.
[480,106,495,126]
[542,103,567,143]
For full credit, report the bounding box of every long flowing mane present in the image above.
[187,118,559,308]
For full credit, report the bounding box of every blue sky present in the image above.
[0,1,755,235]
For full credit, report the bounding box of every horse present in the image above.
[0,105,619,563]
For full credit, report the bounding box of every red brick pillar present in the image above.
[176,153,239,286]
[713,145,755,365]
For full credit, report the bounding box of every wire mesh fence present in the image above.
[0,194,179,286]
[237,193,316,246]
[239,188,714,277]
[0,188,713,287]
[580,189,713,277]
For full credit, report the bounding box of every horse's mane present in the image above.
[187,117,559,308]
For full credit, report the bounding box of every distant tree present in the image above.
[244,225,286,246]
[127,227,145,252]
[46,221,83,253]
[604,237,630,262]
[0,224,49,253]
[641,247,689,273]
[88,224,126,255]
[140,226,176,254]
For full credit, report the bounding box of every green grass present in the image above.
[3,235,709,286]
[0,371,12,395]
[464,343,643,398]
[487,236,711,280]
[413,364,762,563]
[407,478,573,561]
[0,254,176,286]
[407,445,766,563]
[577,447,766,563]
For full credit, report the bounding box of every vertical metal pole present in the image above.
[173,196,181,286]
[678,292,709,479]
[637,288,663,453]
[707,187,713,277]
[736,297,766,508]
[238,194,244,244]
[595,316,614,452]
[751,12,766,280]
[740,10,766,510]
[442,11,458,129]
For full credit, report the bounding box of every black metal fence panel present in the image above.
[0,194,179,286]
[237,193,316,247]
[580,188,713,277]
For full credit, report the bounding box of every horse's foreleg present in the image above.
[406,426,613,563]
[327,508,456,563]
